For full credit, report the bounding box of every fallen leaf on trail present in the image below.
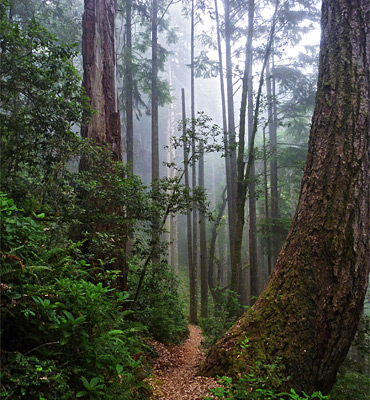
[147,325,218,399]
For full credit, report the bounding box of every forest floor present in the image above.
[147,325,219,399]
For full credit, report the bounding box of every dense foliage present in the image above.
[0,5,188,398]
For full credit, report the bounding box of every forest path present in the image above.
[147,325,218,399]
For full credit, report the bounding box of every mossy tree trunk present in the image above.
[200,0,370,394]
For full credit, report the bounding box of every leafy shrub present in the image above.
[0,192,150,399]
[0,353,72,400]
[204,360,328,400]
[131,262,189,344]
[200,288,242,349]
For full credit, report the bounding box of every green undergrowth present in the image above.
[0,193,188,399]
[200,288,243,350]
[203,359,329,399]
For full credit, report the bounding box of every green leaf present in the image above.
[76,391,87,397]
[89,377,100,388]
[107,329,125,336]
[116,364,124,374]
[81,376,90,389]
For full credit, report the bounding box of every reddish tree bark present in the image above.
[81,0,122,160]
[200,0,370,394]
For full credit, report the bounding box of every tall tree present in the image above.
[125,0,134,172]
[168,65,179,274]
[223,0,237,273]
[215,0,232,282]
[182,88,197,324]
[81,0,122,160]
[266,53,280,263]
[200,0,370,394]
[190,0,198,324]
[230,0,276,300]
[151,0,161,264]
[199,138,208,318]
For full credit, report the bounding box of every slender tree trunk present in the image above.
[246,0,259,301]
[168,67,178,274]
[199,144,208,318]
[266,53,280,264]
[215,0,233,273]
[190,0,198,324]
[208,187,227,299]
[230,0,257,295]
[182,89,196,324]
[165,101,172,264]
[151,0,160,264]
[200,1,370,394]
[263,126,273,275]
[223,0,237,268]
[125,0,134,172]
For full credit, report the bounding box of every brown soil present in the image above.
[147,325,218,399]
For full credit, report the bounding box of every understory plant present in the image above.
[204,359,329,400]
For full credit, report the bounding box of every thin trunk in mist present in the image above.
[263,126,273,274]
[125,0,134,172]
[182,88,196,324]
[215,0,232,281]
[168,66,178,274]
[208,187,227,299]
[199,143,208,318]
[151,0,160,264]
[247,0,259,302]
[230,0,255,300]
[266,53,280,264]
[224,0,237,268]
[190,0,198,324]
[200,0,369,394]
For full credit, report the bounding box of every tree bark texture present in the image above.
[200,0,370,394]
[81,0,122,160]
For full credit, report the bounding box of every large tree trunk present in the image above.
[81,0,127,289]
[200,0,370,394]
[81,0,122,159]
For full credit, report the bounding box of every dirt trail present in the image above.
[147,325,218,399]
